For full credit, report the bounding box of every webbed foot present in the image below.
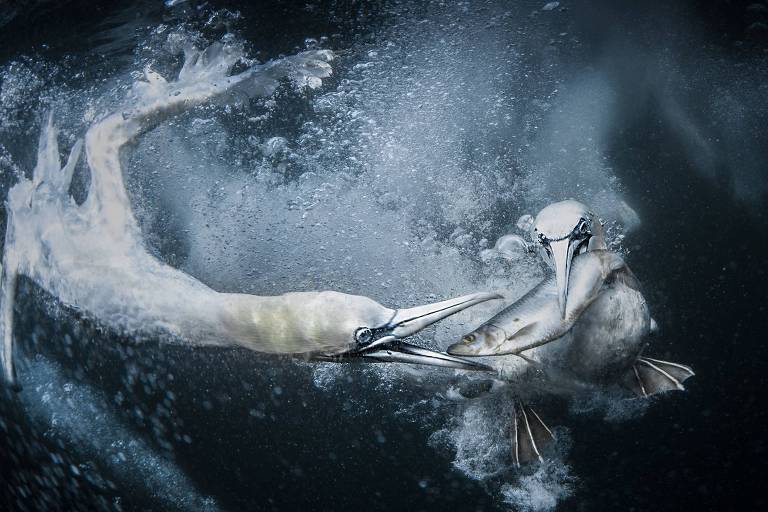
[511,400,555,466]
[623,357,695,397]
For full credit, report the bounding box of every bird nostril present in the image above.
[463,334,475,344]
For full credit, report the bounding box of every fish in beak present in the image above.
[548,238,577,319]
[448,200,603,358]
[314,292,501,371]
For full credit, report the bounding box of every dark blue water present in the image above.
[1,1,767,510]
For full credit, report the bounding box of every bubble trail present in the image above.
[18,356,220,512]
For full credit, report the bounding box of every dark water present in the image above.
[1,0,767,510]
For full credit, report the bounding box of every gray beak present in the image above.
[313,292,501,371]
[387,292,502,338]
[364,291,500,371]
[549,239,576,319]
[355,341,494,371]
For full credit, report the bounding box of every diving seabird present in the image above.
[0,43,496,389]
[447,200,694,465]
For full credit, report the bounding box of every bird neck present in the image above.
[212,293,287,351]
[212,291,354,356]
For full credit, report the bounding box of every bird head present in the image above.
[531,200,603,318]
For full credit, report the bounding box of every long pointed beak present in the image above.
[387,292,502,338]
[312,292,501,371]
[356,341,494,371]
[549,239,576,319]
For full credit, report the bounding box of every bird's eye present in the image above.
[577,219,589,235]
[354,327,373,345]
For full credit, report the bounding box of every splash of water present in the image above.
[428,390,576,512]
[500,461,576,512]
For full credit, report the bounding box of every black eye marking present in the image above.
[354,327,373,345]
[575,218,590,237]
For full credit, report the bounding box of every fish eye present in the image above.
[537,232,548,244]
[354,327,373,345]
[462,334,476,344]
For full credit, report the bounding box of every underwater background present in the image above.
[1,0,767,510]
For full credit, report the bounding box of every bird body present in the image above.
[484,250,651,394]
[448,200,694,464]
[1,42,494,387]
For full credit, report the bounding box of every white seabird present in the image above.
[448,200,694,465]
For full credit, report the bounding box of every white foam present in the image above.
[431,399,512,481]
[426,390,576,511]
[501,461,576,512]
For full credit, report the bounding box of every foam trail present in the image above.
[18,356,219,511]
[501,462,576,512]
[429,393,575,512]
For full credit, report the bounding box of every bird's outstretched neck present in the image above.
[0,42,337,386]
[0,41,494,387]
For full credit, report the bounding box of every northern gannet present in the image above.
[447,200,694,465]
[0,42,497,389]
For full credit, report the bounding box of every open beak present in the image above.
[362,292,500,371]
[315,292,500,371]
[549,239,576,319]
[354,341,494,371]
